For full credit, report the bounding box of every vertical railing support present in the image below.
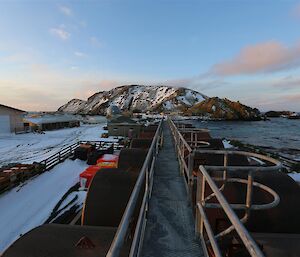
[188,150,195,201]
[195,172,205,236]
[245,171,254,217]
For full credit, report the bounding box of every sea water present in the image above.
[189,118,300,161]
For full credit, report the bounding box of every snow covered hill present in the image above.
[58,85,208,114]
[58,85,261,120]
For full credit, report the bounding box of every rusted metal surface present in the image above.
[130,139,152,149]
[82,170,139,227]
[118,148,148,173]
[2,224,129,257]
[252,233,300,257]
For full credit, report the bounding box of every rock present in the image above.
[187,97,261,121]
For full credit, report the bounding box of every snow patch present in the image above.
[288,173,300,183]
[0,159,88,252]
[222,139,233,149]
[0,124,116,166]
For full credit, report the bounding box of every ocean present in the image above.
[188,118,300,161]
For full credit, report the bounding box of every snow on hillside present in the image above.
[58,85,208,115]
[0,124,117,166]
[0,159,88,252]
[58,99,86,113]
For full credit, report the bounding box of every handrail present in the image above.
[106,120,163,257]
[168,117,283,257]
[197,166,265,257]
[194,149,282,172]
[168,118,193,184]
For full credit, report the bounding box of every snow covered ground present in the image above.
[0,123,117,166]
[288,173,300,183]
[0,121,121,253]
[0,159,88,253]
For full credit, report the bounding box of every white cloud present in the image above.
[74,51,87,57]
[50,27,70,40]
[90,36,102,48]
[79,20,87,28]
[59,5,72,16]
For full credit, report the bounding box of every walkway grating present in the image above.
[141,122,203,257]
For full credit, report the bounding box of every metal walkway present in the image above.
[141,122,203,257]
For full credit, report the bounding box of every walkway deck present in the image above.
[141,122,203,257]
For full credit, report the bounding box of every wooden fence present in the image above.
[41,140,123,171]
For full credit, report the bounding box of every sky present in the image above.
[0,0,300,112]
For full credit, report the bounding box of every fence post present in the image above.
[43,160,47,171]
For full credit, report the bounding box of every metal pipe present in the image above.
[214,213,249,240]
[197,203,222,257]
[199,165,265,257]
[245,172,254,215]
[194,149,282,172]
[204,152,228,202]
[209,177,280,210]
[129,188,148,257]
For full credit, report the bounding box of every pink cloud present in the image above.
[74,79,120,99]
[272,76,300,89]
[210,41,300,76]
[283,93,300,101]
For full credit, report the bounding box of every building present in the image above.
[108,116,141,138]
[0,104,27,134]
[24,114,80,131]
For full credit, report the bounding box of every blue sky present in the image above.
[0,0,300,111]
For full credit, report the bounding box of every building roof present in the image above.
[0,104,26,113]
[109,116,137,124]
[24,114,79,125]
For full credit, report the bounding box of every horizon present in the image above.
[1,1,300,112]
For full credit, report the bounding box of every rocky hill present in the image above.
[58,85,208,114]
[264,111,292,117]
[58,85,261,120]
[187,97,261,120]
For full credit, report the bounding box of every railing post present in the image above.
[188,150,195,201]
[223,152,228,185]
[245,171,254,217]
[180,140,184,176]
[145,165,150,207]
[195,170,205,236]
[159,130,163,149]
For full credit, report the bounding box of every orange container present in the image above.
[79,154,119,189]
[96,154,119,169]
